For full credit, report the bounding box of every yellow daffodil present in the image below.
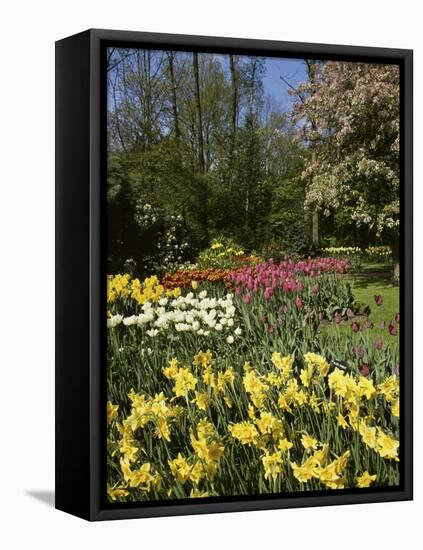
[356,471,377,488]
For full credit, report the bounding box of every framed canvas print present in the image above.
[55,29,413,521]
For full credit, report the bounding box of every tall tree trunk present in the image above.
[312,211,319,247]
[307,60,320,247]
[193,52,205,173]
[193,52,208,242]
[229,54,238,184]
[167,51,180,140]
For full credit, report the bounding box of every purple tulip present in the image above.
[374,295,383,306]
[353,345,365,358]
[389,320,398,336]
[359,364,371,377]
[364,318,374,330]
[351,322,360,333]
[374,338,383,350]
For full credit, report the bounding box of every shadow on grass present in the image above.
[347,274,394,289]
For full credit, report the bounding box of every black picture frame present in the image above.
[55,28,413,521]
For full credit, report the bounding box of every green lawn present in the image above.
[321,271,399,347]
[348,274,399,326]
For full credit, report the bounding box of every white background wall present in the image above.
[0,1,420,548]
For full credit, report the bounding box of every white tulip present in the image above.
[107,314,123,328]
[226,335,234,344]
[123,315,138,326]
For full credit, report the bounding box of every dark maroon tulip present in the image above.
[359,364,371,377]
[364,318,374,330]
[374,295,383,306]
[380,321,386,330]
[347,308,354,319]
[351,321,360,333]
[389,320,398,336]
[374,338,383,350]
[334,312,342,325]
[353,345,365,358]
[395,312,400,323]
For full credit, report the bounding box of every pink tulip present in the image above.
[353,345,365,358]
[374,338,383,350]
[243,292,251,305]
[359,364,371,377]
[334,312,342,324]
[374,295,383,306]
[389,320,397,336]
[351,322,360,333]
[295,296,303,309]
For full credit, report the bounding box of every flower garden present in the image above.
[106,247,400,502]
[105,49,401,504]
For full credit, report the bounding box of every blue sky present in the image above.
[263,57,307,111]
[108,49,308,115]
